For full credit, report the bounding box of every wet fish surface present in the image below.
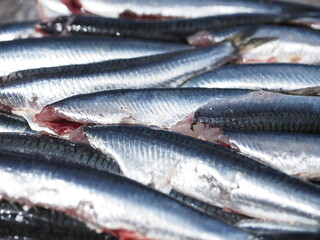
[37,14,286,43]
[0,111,33,134]
[34,88,250,135]
[0,150,253,240]
[0,41,234,119]
[58,0,282,18]
[182,63,320,95]
[0,201,115,240]
[0,21,41,42]
[192,91,320,133]
[0,36,190,76]
[80,124,320,225]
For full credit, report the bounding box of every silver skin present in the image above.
[182,63,320,95]
[0,41,234,113]
[0,111,33,134]
[0,36,190,76]
[0,151,253,240]
[237,219,320,235]
[82,125,320,225]
[238,25,320,64]
[77,0,282,18]
[0,21,41,42]
[221,130,320,180]
[36,88,250,131]
[289,16,320,30]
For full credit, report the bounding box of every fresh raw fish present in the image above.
[0,111,33,134]
[192,91,320,133]
[0,150,253,240]
[0,21,41,42]
[80,124,320,225]
[0,36,190,76]
[34,88,250,135]
[182,63,320,96]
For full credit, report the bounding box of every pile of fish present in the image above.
[1,0,320,239]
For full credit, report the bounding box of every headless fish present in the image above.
[0,111,33,134]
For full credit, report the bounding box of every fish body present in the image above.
[0,151,252,240]
[34,88,250,135]
[0,111,32,134]
[182,63,320,96]
[0,42,233,115]
[193,91,320,133]
[81,125,320,225]
[37,14,286,43]
[0,36,190,76]
[0,21,40,42]
[63,0,282,18]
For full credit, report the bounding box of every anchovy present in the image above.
[288,16,320,30]
[0,151,253,240]
[192,91,320,133]
[0,132,245,224]
[0,111,33,134]
[182,63,320,96]
[34,88,250,135]
[58,0,282,18]
[0,21,40,42]
[0,41,235,118]
[81,124,320,225]
[36,14,286,43]
[0,36,190,76]
[212,130,320,180]
[0,200,115,240]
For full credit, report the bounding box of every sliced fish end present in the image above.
[187,31,216,47]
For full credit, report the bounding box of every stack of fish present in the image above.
[1,0,320,239]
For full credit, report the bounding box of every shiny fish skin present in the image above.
[182,63,320,95]
[0,111,33,134]
[0,36,190,76]
[0,41,234,114]
[0,201,115,240]
[192,91,320,133]
[0,151,253,240]
[67,0,282,18]
[37,14,286,43]
[0,53,176,86]
[0,21,40,42]
[82,125,320,225]
[221,130,320,180]
[35,88,250,135]
[237,25,320,64]
[0,133,120,174]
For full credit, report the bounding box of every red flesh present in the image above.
[187,31,216,47]
[34,106,85,135]
[60,0,83,14]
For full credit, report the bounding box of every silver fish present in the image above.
[0,21,41,42]
[0,41,234,131]
[0,150,253,240]
[34,88,250,135]
[80,124,320,225]
[0,36,190,76]
[62,0,282,19]
[182,63,320,96]
[211,130,320,180]
[0,111,33,134]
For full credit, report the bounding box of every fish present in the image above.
[200,130,320,180]
[188,25,320,64]
[34,88,250,135]
[0,150,253,240]
[0,200,116,240]
[0,21,41,42]
[0,36,190,76]
[0,111,33,134]
[181,63,320,96]
[288,16,320,30]
[79,124,320,225]
[0,41,236,131]
[192,91,320,134]
[0,132,120,174]
[0,132,245,224]
[36,14,286,43]
[58,0,282,19]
